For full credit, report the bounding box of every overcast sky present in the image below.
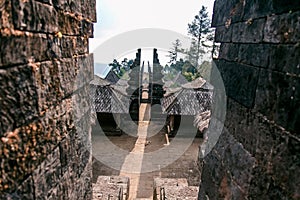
[90,0,215,65]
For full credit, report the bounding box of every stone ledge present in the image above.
[92,176,130,200]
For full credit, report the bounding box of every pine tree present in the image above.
[187,6,213,67]
[167,39,182,64]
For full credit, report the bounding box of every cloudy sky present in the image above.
[90,0,215,65]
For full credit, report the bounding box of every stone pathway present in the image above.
[92,94,203,199]
[119,102,154,199]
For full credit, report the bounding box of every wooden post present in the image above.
[164,133,170,146]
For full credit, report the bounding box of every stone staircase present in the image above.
[93,176,129,200]
[153,178,199,200]
[93,176,199,200]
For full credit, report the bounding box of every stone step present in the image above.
[92,176,130,200]
[133,198,152,200]
[161,186,199,200]
[153,178,199,200]
[154,178,189,188]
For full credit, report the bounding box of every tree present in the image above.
[185,39,205,67]
[187,6,213,67]
[121,58,134,71]
[167,39,182,64]
[181,60,200,81]
[171,58,185,72]
[109,59,121,75]
[109,58,134,78]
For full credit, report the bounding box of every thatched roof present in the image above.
[90,75,129,113]
[90,74,213,116]
[161,77,213,115]
[94,63,120,84]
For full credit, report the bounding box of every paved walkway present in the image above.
[119,125,149,198]
[119,102,154,199]
[92,91,202,199]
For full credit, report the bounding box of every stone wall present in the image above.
[0,0,96,199]
[199,0,300,199]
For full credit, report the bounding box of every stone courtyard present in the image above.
[91,102,203,199]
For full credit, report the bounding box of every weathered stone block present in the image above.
[222,136,256,190]
[53,0,82,15]
[206,1,300,199]
[0,65,39,134]
[0,34,47,67]
[218,43,239,61]
[73,88,92,126]
[0,0,94,197]
[81,19,94,38]
[264,11,300,43]
[232,18,266,43]
[215,25,233,42]
[238,44,270,68]
[33,147,61,199]
[12,0,59,33]
[73,161,92,200]
[0,33,86,67]
[248,166,273,199]
[203,150,225,184]
[0,0,13,29]
[215,60,260,108]
[60,36,89,58]
[0,175,35,200]
[34,61,62,112]
[243,0,273,20]
[81,0,97,22]
[93,176,129,200]
[200,129,255,199]
[225,99,258,156]
[269,44,300,74]
[34,55,93,113]
[198,164,219,199]
[163,186,199,200]
[212,0,244,27]
[0,97,75,193]
[249,137,300,200]
[58,11,81,35]
[73,54,94,90]
[255,70,299,134]
[272,0,300,14]
[289,79,300,133]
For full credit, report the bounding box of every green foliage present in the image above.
[109,58,134,78]
[109,59,121,75]
[170,58,185,72]
[167,39,182,64]
[188,6,211,38]
[187,6,213,66]
[164,58,200,82]
[182,72,198,82]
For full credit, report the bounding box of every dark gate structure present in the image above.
[127,48,166,122]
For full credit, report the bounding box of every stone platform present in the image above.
[92,176,130,200]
